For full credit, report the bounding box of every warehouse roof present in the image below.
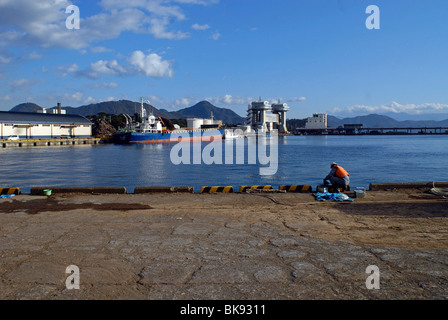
[0,111,92,125]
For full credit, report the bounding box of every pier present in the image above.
[0,137,110,148]
[0,184,446,300]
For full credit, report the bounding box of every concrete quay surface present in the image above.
[0,189,447,300]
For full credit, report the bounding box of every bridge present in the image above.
[294,126,448,135]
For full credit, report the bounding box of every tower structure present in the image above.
[271,102,290,133]
[246,99,290,133]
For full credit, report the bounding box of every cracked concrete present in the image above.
[0,190,447,300]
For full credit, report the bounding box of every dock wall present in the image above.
[0,138,109,148]
[369,182,448,191]
[30,187,127,195]
[2,182,446,196]
[2,182,445,195]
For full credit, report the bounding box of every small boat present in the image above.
[224,129,243,139]
[113,98,224,144]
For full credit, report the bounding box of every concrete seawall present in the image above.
[369,182,448,191]
[9,181,447,195]
[0,137,110,148]
[30,187,127,195]
[134,186,195,194]
[1,181,447,197]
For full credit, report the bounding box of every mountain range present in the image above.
[8,100,448,128]
[326,114,448,128]
[9,100,246,125]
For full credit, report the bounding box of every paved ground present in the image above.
[0,189,447,300]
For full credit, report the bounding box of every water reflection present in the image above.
[1,135,447,192]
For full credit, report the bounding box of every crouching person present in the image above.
[323,162,350,191]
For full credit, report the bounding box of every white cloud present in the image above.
[0,0,80,49]
[128,50,173,77]
[27,51,43,60]
[211,32,221,40]
[89,82,119,89]
[175,97,196,107]
[192,23,210,31]
[0,55,12,64]
[91,46,113,53]
[209,95,269,106]
[105,96,119,102]
[100,0,186,19]
[56,93,125,105]
[143,92,304,111]
[210,95,253,105]
[58,64,79,77]
[76,59,126,79]
[275,96,307,103]
[60,92,96,104]
[173,0,219,4]
[146,16,190,40]
[50,92,84,104]
[8,78,40,89]
[83,96,97,104]
[0,95,12,101]
[330,101,448,116]
[204,95,307,107]
[0,0,219,50]
[91,60,127,76]
[77,50,173,79]
[70,92,84,102]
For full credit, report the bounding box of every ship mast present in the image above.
[140,97,144,122]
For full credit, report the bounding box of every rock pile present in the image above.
[92,118,117,138]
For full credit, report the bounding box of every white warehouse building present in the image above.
[0,111,92,139]
[305,114,327,129]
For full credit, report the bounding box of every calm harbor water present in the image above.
[1,135,448,193]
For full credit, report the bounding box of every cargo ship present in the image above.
[113,98,224,144]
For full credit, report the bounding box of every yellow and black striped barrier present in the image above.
[200,186,234,194]
[239,185,273,193]
[0,187,21,195]
[279,185,313,193]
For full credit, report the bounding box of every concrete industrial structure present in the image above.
[246,100,290,133]
[0,107,92,140]
[305,113,328,129]
[186,116,222,130]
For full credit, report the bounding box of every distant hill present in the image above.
[10,101,448,128]
[9,100,245,125]
[382,112,448,121]
[286,119,307,131]
[70,100,181,120]
[9,103,44,113]
[333,114,400,128]
[288,113,448,129]
[176,101,245,125]
[327,115,343,128]
[10,100,163,118]
[327,114,448,128]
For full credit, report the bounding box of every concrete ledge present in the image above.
[1,138,103,148]
[134,186,194,194]
[30,187,127,195]
[369,182,448,191]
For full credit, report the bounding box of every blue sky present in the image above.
[1,0,448,119]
